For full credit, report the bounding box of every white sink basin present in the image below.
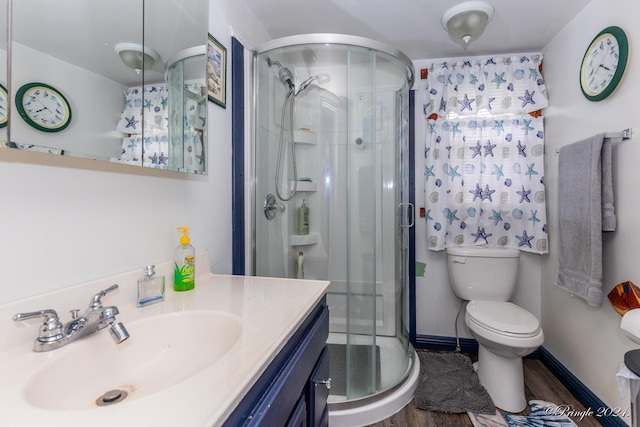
[23,310,242,411]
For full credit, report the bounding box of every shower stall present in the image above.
[252,34,418,425]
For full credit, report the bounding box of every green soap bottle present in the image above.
[298,199,309,235]
[174,227,195,291]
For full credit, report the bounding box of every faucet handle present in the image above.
[90,284,119,308]
[13,309,64,342]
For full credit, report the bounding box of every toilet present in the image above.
[445,246,544,413]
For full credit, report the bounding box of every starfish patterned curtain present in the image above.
[423,55,549,254]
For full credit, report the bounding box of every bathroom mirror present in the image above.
[5,0,208,174]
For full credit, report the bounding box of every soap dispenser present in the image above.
[174,226,195,291]
[137,265,165,307]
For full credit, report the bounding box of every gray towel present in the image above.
[555,134,617,307]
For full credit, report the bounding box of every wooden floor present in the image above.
[365,356,606,427]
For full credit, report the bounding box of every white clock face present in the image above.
[18,84,71,131]
[581,34,620,97]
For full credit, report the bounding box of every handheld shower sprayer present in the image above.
[266,57,332,202]
[267,58,295,91]
[296,74,331,96]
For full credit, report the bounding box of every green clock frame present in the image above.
[15,82,72,132]
[579,26,629,102]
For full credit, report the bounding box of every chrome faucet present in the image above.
[13,284,130,352]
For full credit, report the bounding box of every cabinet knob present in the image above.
[315,377,332,390]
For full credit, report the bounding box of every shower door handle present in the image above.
[399,203,414,228]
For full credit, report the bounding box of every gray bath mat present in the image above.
[327,343,380,396]
[414,351,496,414]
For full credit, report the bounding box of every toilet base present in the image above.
[476,345,526,413]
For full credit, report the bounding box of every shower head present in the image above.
[267,58,295,90]
[296,74,331,96]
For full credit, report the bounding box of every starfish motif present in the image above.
[528,210,541,224]
[489,210,503,225]
[487,97,495,110]
[149,152,159,164]
[525,163,539,180]
[127,138,139,151]
[445,208,460,225]
[518,89,536,108]
[426,209,433,221]
[469,183,484,201]
[481,184,495,202]
[484,140,497,157]
[493,120,505,135]
[492,72,507,88]
[470,141,483,158]
[451,122,462,136]
[429,122,437,133]
[425,165,435,181]
[517,141,527,157]
[492,164,504,181]
[161,96,169,110]
[470,74,478,84]
[458,94,475,112]
[521,119,535,135]
[143,98,153,111]
[125,116,139,129]
[159,152,168,166]
[472,227,493,244]
[517,186,532,203]
[516,230,535,248]
[448,165,461,182]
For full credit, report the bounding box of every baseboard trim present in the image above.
[415,335,626,426]
[414,334,540,359]
[539,347,628,427]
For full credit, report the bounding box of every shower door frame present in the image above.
[229,32,417,395]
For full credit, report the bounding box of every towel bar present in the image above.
[555,128,632,154]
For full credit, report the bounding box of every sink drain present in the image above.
[95,389,128,406]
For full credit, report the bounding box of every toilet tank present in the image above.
[445,246,520,301]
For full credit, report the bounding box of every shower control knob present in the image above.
[315,377,332,390]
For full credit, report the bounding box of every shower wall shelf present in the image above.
[290,233,318,246]
[294,130,317,145]
[290,181,317,192]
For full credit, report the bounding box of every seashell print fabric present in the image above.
[423,55,549,254]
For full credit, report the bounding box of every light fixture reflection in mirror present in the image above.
[115,43,161,74]
[441,1,494,49]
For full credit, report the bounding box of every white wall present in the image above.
[411,58,542,340]
[0,0,238,305]
[542,0,640,416]
[11,43,125,159]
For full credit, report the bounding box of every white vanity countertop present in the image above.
[0,253,330,427]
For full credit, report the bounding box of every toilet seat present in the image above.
[466,301,540,337]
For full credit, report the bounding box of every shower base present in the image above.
[327,334,420,426]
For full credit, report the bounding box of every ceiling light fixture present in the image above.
[114,43,161,74]
[441,1,495,49]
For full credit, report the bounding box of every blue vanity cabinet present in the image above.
[223,299,330,427]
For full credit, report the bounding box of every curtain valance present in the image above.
[423,55,548,118]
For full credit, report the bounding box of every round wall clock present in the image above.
[15,82,72,132]
[0,83,7,128]
[580,26,629,101]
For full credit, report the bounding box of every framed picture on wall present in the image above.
[207,34,227,108]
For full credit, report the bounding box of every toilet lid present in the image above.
[466,301,540,336]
